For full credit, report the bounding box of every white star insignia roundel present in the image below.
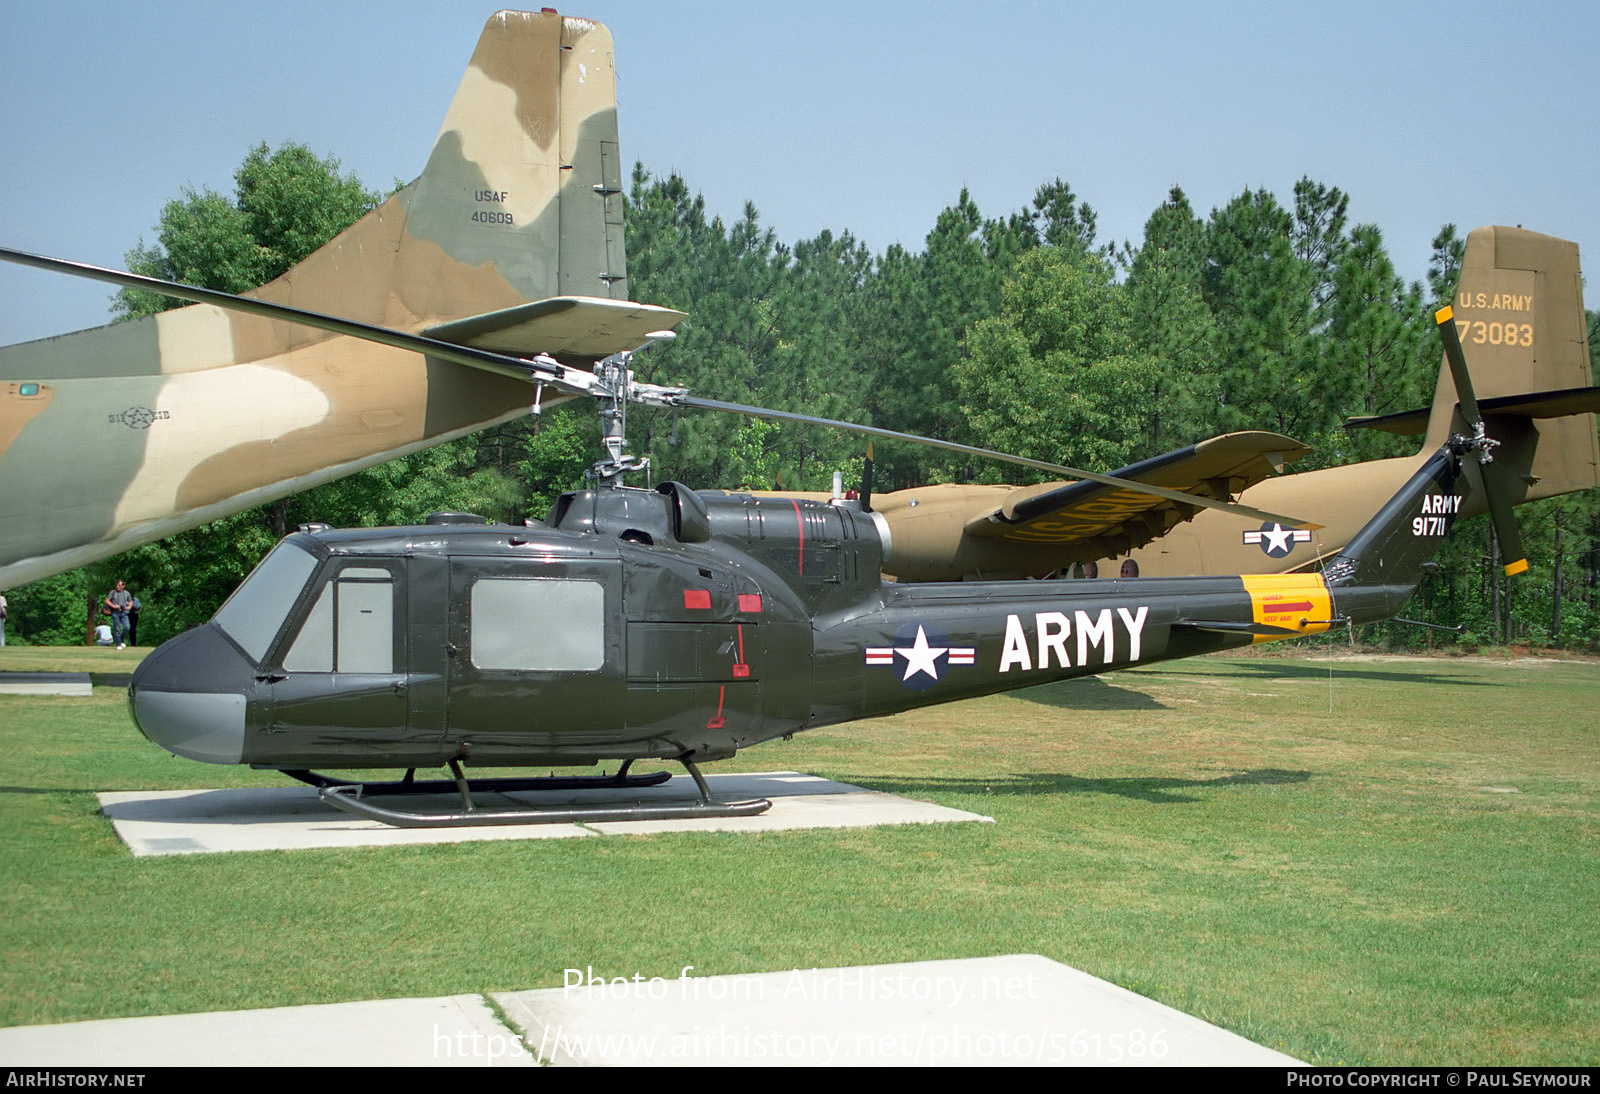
[1243,522,1312,558]
[864,624,975,690]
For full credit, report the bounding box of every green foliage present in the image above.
[512,405,600,520]
[1121,187,1221,450]
[1428,224,1466,306]
[114,142,380,319]
[624,168,872,491]
[957,248,1157,477]
[1324,225,1433,464]
[1203,188,1325,438]
[112,512,280,635]
[4,570,93,646]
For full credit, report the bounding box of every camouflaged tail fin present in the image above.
[254,10,629,334]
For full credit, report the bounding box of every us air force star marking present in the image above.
[863,624,976,691]
[897,626,948,681]
[1243,522,1311,558]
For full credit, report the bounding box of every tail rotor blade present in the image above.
[1483,461,1529,575]
[1435,306,1528,575]
[1435,305,1486,429]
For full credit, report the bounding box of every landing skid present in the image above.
[298,757,772,828]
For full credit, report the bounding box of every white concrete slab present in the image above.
[0,672,92,696]
[98,772,991,856]
[97,785,595,855]
[0,994,533,1067]
[496,955,1300,1067]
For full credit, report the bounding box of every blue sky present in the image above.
[3,0,1596,345]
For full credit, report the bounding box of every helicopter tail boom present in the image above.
[1319,439,1471,593]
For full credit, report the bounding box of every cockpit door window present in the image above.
[282,567,396,673]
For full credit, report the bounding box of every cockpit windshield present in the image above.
[212,540,320,664]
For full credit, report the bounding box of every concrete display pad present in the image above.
[0,672,92,696]
[98,771,993,856]
[0,957,1297,1067]
[0,994,530,1067]
[498,954,1301,1067]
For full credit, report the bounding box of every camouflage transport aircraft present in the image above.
[1120,226,1599,578]
[769,226,1595,583]
[0,11,684,590]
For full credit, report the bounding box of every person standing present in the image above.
[105,580,133,650]
[0,590,7,646]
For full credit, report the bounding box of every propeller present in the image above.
[1434,306,1529,576]
[2,245,1317,530]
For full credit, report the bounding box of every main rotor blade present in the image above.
[1435,307,1528,575]
[677,395,1321,530]
[0,247,593,392]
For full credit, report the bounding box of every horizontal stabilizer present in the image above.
[1347,385,1600,435]
[964,431,1313,545]
[425,297,687,364]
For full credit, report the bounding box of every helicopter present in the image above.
[106,250,1527,826]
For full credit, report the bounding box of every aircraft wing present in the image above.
[961,431,1311,551]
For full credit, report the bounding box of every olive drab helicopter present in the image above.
[9,244,1511,828]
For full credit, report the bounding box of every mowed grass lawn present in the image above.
[0,647,1595,1065]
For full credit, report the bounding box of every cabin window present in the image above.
[213,541,320,663]
[470,577,604,671]
[282,567,395,673]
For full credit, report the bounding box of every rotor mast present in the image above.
[586,331,683,488]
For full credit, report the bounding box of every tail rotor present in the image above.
[1435,306,1529,576]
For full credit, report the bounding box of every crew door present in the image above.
[264,559,427,767]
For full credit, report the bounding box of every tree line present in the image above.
[6,144,1599,651]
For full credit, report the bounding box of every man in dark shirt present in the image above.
[105,580,133,650]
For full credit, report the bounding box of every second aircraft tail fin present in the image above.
[1348,226,1598,503]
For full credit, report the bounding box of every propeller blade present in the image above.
[1435,306,1528,575]
[1479,460,1529,576]
[0,246,596,393]
[675,395,1321,530]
